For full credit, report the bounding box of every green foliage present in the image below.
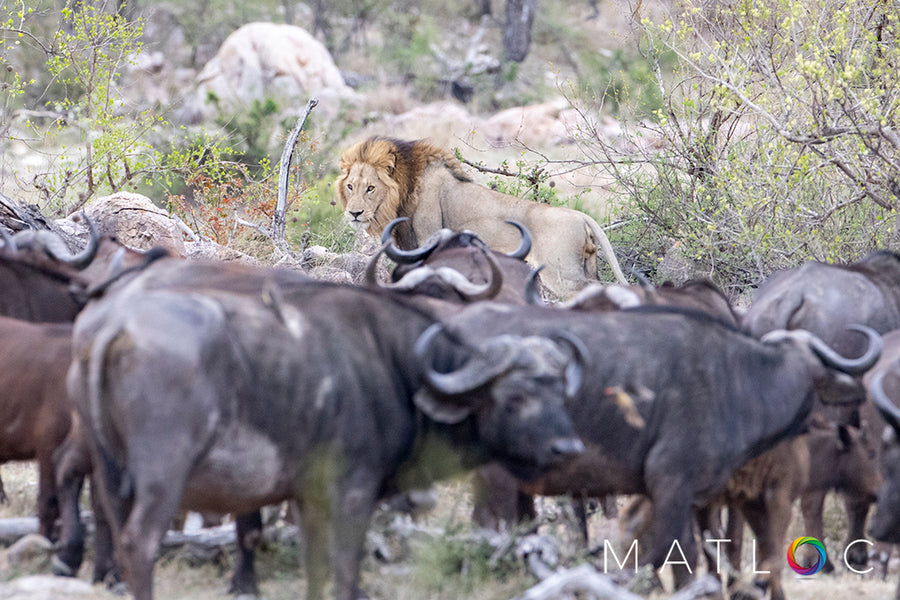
[211,96,281,175]
[572,0,900,294]
[289,176,356,253]
[0,4,34,104]
[409,524,523,596]
[0,2,167,212]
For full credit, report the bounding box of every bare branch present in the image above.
[273,97,318,250]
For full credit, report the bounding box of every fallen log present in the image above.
[0,514,300,564]
[511,562,644,600]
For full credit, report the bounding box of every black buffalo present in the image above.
[68,258,585,600]
[439,302,880,587]
[742,250,900,570]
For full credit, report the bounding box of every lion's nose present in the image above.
[349,210,363,220]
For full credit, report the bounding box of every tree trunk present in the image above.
[503,0,537,63]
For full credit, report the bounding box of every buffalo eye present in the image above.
[366,185,375,193]
[505,395,526,413]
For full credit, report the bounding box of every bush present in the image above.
[565,0,899,295]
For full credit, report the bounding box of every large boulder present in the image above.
[195,22,354,115]
[75,191,186,256]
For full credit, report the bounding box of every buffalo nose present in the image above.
[349,210,363,220]
[551,437,585,457]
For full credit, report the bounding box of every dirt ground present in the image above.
[1,462,898,600]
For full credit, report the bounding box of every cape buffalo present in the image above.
[439,302,880,589]
[68,258,585,600]
[742,250,900,570]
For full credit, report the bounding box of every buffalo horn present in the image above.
[414,323,519,396]
[380,217,442,263]
[12,213,100,268]
[870,367,900,435]
[805,324,882,375]
[552,330,588,398]
[368,247,503,301]
[524,266,545,305]
[503,220,532,260]
[457,250,503,301]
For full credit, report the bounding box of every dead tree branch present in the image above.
[273,97,318,251]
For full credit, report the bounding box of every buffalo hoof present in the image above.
[50,554,75,577]
[228,572,259,597]
[845,546,869,571]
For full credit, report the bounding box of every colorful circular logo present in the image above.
[786,536,827,575]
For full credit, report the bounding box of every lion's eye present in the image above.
[347,183,353,191]
[366,185,375,193]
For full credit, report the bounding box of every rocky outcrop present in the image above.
[195,22,355,115]
[76,191,186,256]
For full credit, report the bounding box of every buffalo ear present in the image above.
[413,389,473,424]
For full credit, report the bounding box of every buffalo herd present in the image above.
[4,214,900,600]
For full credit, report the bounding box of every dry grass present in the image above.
[1,462,898,599]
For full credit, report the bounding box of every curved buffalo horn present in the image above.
[380,217,442,263]
[460,249,503,301]
[415,323,519,396]
[504,220,532,260]
[13,213,100,268]
[525,266,546,305]
[368,245,503,301]
[806,324,882,375]
[870,367,900,435]
[552,330,589,398]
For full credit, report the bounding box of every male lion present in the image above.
[336,136,627,298]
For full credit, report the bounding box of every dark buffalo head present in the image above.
[370,217,537,304]
[413,322,585,480]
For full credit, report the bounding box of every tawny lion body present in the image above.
[336,136,627,298]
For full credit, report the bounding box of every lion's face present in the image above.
[336,161,399,235]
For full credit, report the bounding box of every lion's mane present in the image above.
[336,137,470,241]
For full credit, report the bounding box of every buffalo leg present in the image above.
[90,472,119,585]
[646,480,696,589]
[843,494,872,570]
[333,479,379,600]
[572,495,590,547]
[36,453,60,540]
[229,511,263,596]
[742,496,788,600]
[52,435,89,576]
[471,464,521,530]
[117,479,185,600]
[298,496,329,600]
[800,489,835,572]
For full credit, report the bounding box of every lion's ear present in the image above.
[386,152,397,176]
